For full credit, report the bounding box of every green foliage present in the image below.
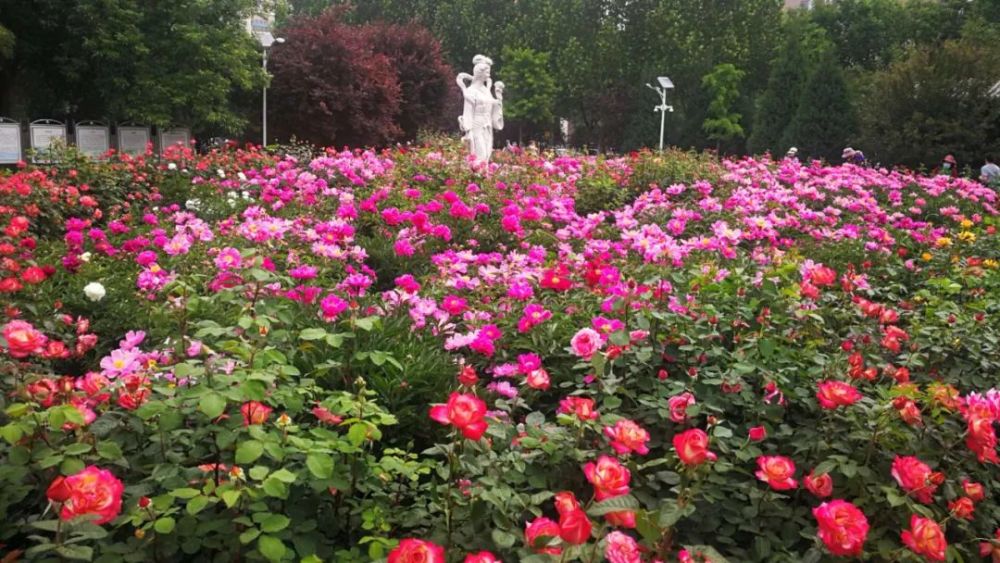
[701,63,746,148]
[499,46,558,140]
[856,25,1000,169]
[748,17,829,156]
[0,0,263,134]
[784,46,857,162]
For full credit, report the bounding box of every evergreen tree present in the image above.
[747,18,825,156]
[701,63,746,151]
[784,47,856,162]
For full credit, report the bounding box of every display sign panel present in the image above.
[0,121,21,164]
[118,126,151,156]
[159,128,190,155]
[30,120,67,162]
[76,124,110,159]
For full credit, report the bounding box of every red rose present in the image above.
[748,426,767,442]
[603,419,650,456]
[813,500,869,557]
[524,517,561,555]
[240,401,272,426]
[46,475,73,503]
[558,508,592,545]
[3,320,48,358]
[429,392,488,440]
[901,515,947,562]
[387,539,446,563]
[583,455,631,500]
[57,466,124,525]
[948,497,975,520]
[673,428,717,466]
[804,470,833,498]
[463,552,501,563]
[891,456,940,504]
[962,479,985,502]
[816,380,862,409]
[755,455,798,490]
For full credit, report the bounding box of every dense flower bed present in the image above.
[1,143,999,562]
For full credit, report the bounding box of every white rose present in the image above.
[217,169,226,178]
[167,162,178,171]
[185,198,202,211]
[83,282,106,302]
[238,172,247,182]
[79,252,92,263]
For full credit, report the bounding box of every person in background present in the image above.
[980,156,999,186]
[785,147,798,160]
[842,147,866,166]
[939,154,959,178]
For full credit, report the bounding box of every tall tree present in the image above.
[747,17,828,155]
[499,46,557,143]
[0,0,262,134]
[701,63,746,151]
[857,24,1000,168]
[784,46,857,161]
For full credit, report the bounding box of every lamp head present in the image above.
[657,76,674,89]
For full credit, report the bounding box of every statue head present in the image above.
[472,54,493,82]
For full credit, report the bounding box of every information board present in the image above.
[29,121,67,162]
[76,124,110,159]
[0,121,21,164]
[159,128,190,155]
[118,126,150,156]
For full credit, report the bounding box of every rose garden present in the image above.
[2,1,1000,562]
[0,137,998,562]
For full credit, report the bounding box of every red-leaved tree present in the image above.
[269,10,452,148]
[366,22,454,141]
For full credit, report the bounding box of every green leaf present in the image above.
[812,459,837,477]
[96,441,123,460]
[63,443,93,456]
[262,477,289,499]
[299,328,327,341]
[54,545,93,561]
[354,316,378,331]
[1,423,24,445]
[199,393,227,419]
[170,487,201,499]
[240,528,261,544]
[235,440,264,464]
[221,490,242,509]
[271,468,297,483]
[492,528,517,548]
[587,494,639,516]
[306,453,334,479]
[258,535,287,561]
[249,466,270,481]
[259,514,291,533]
[154,517,176,534]
[187,495,210,515]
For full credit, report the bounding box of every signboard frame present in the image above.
[29,119,67,163]
[117,123,152,156]
[0,117,22,165]
[75,120,110,160]
[158,127,191,156]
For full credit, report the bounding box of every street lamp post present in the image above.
[257,32,284,147]
[645,76,674,151]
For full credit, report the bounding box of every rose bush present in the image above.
[1,140,999,561]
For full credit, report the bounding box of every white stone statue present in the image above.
[456,55,504,163]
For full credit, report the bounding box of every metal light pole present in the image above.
[646,76,674,151]
[257,32,284,147]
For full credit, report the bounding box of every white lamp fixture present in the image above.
[258,32,285,147]
[646,76,675,151]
